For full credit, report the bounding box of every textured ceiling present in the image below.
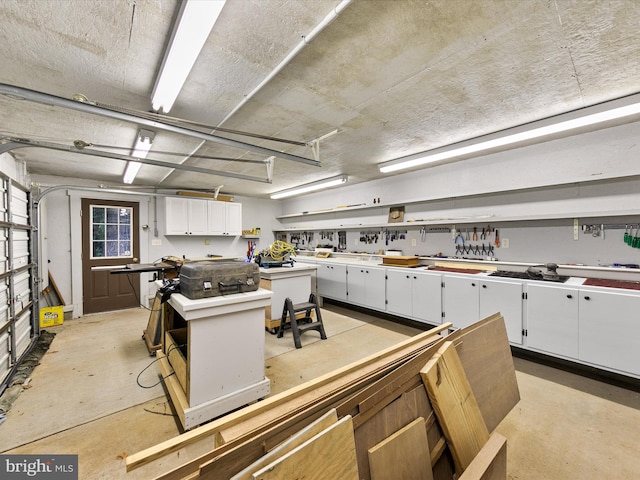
[1,0,640,198]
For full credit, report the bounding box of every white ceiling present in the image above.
[1,0,640,198]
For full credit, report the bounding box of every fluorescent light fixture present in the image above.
[151,0,226,113]
[123,129,154,184]
[270,175,347,200]
[379,95,640,173]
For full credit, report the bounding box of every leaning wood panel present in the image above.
[352,383,440,480]
[227,409,338,480]
[250,416,358,480]
[446,313,520,432]
[126,324,450,473]
[368,417,434,480]
[421,341,489,474]
[458,432,507,480]
[152,334,448,479]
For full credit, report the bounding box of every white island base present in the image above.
[157,288,273,430]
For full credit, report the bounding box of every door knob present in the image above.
[132,257,139,263]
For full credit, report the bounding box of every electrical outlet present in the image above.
[574,218,579,240]
[502,238,509,248]
[411,238,417,247]
[204,238,210,245]
[151,239,161,246]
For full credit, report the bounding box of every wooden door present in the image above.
[82,199,140,314]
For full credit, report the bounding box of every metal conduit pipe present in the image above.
[157,0,353,184]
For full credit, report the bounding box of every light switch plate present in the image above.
[151,239,161,246]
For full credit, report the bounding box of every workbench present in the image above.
[259,263,317,333]
[157,288,273,430]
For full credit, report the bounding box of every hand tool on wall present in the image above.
[495,229,500,247]
[472,227,478,241]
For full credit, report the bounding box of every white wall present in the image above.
[30,177,285,317]
[276,120,640,269]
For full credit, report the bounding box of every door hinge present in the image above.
[522,329,528,336]
[441,282,445,288]
[441,311,445,318]
[522,292,527,300]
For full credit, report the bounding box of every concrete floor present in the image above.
[1,304,639,479]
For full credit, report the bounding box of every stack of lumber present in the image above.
[126,313,519,480]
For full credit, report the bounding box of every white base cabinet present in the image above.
[443,275,523,344]
[316,263,347,301]
[578,289,640,377]
[347,265,386,311]
[386,269,442,325]
[526,284,579,359]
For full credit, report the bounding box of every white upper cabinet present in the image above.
[207,201,242,236]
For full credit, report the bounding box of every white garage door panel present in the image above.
[14,310,32,359]
[11,187,29,225]
[0,330,10,384]
[11,230,30,268]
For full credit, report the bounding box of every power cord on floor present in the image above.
[135,343,185,389]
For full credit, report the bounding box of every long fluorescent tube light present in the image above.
[151,0,226,113]
[379,96,640,173]
[123,130,154,184]
[270,175,347,199]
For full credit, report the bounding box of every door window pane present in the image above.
[90,205,134,259]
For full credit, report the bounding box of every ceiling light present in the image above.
[151,0,226,113]
[378,95,640,173]
[123,129,154,184]
[270,175,347,200]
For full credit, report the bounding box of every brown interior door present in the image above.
[82,199,140,314]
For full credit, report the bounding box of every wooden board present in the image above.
[433,261,497,272]
[420,341,489,474]
[143,292,163,353]
[250,416,358,480]
[446,313,520,432]
[368,417,433,480]
[228,409,338,480]
[458,432,507,480]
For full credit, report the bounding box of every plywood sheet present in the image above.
[368,417,433,480]
[228,409,338,480]
[421,341,489,474]
[458,432,507,480]
[447,313,520,432]
[250,416,358,480]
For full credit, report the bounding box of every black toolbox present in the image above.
[179,261,260,299]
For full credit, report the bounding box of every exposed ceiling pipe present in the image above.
[0,82,319,167]
[156,0,353,184]
[0,137,271,183]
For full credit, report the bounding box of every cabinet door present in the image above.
[346,266,367,306]
[579,289,640,376]
[442,275,480,329]
[207,201,226,235]
[412,271,442,324]
[188,199,208,235]
[386,269,413,317]
[526,284,578,359]
[225,202,242,236]
[317,264,347,301]
[365,266,386,311]
[165,197,190,235]
[480,279,523,344]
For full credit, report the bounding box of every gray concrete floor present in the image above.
[1,304,639,479]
